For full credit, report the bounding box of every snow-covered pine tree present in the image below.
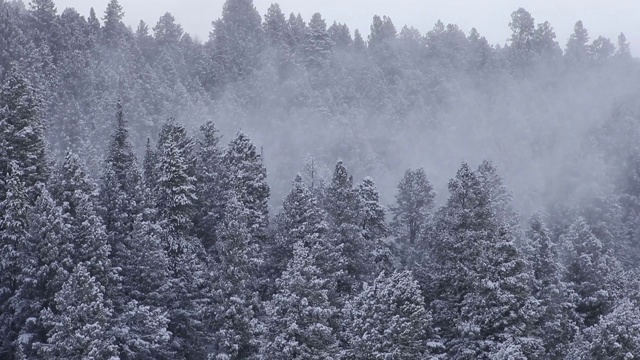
[524,214,578,359]
[389,168,435,267]
[357,177,393,274]
[325,160,370,299]
[154,118,197,254]
[49,151,117,291]
[195,121,224,251]
[37,264,119,360]
[211,192,261,359]
[143,137,157,191]
[272,174,328,280]
[567,298,640,359]
[0,66,47,204]
[476,160,520,230]
[343,270,437,359]
[99,99,142,259]
[271,175,342,305]
[112,216,174,359]
[304,13,333,68]
[207,0,264,86]
[222,132,271,298]
[0,172,30,358]
[261,241,338,359]
[223,132,269,242]
[561,217,620,328]
[14,188,69,359]
[152,122,211,359]
[428,162,542,358]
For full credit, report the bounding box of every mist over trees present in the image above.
[2,0,640,358]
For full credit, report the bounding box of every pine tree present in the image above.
[211,192,261,359]
[15,188,69,358]
[344,271,436,359]
[152,121,211,358]
[102,0,125,46]
[223,132,270,242]
[263,4,288,48]
[389,168,434,276]
[0,172,30,358]
[532,21,562,64]
[328,22,352,50]
[353,29,366,51]
[428,162,541,358]
[154,12,183,47]
[278,175,328,245]
[325,161,370,298]
[616,33,631,59]
[567,299,640,359]
[477,160,520,229]
[357,177,392,273]
[524,214,578,359]
[287,13,306,53]
[368,15,397,72]
[304,13,333,68]
[208,0,263,85]
[270,175,340,296]
[50,151,117,289]
[0,66,47,203]
[28,0,62,60]
[261,241,338,359]
[100,99,142,259]
[195,121,224,251]
[565,20,590,66]
[37,264,119,359]
[143,137,157,190]
[390,168,435,256]
[590,36,615,61]
[508,8,536,71]
[561,217,619,327]
[154,118,197,252]
[87,7,101,45]
[164,243,211,360]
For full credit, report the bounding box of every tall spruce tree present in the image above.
[154,118,197,253]
[325,161,370,298]
[567,299,640,359]
[524,214,578,359]
[223,132,269,241]
[261,241,338,359]
[37,264,119,359]
[561,217,620,328]
[428,162,541,358]
[0,172,30,359]
[49,151,117,291]
[194,121,224,251]
[15,188,69,358]
[343,271,437,359]
[357,177,392,274]
[390,168,435,267]
[100,99,142,259]
[0,66,47,203]
[208,0,263,85]
[211,192,261,359]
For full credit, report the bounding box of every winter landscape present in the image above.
[1,0,640,358]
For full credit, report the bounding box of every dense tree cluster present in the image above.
[2,0,640,358]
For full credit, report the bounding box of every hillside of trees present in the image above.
[2,0,640,358]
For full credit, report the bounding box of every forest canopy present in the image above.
[2,0,640,358]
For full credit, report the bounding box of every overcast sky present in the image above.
[54,0,640,54]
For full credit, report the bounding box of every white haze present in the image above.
[34,0,640,218]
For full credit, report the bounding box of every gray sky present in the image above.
[55,0,640,54]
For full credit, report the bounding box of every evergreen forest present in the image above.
[2,0,640,358]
